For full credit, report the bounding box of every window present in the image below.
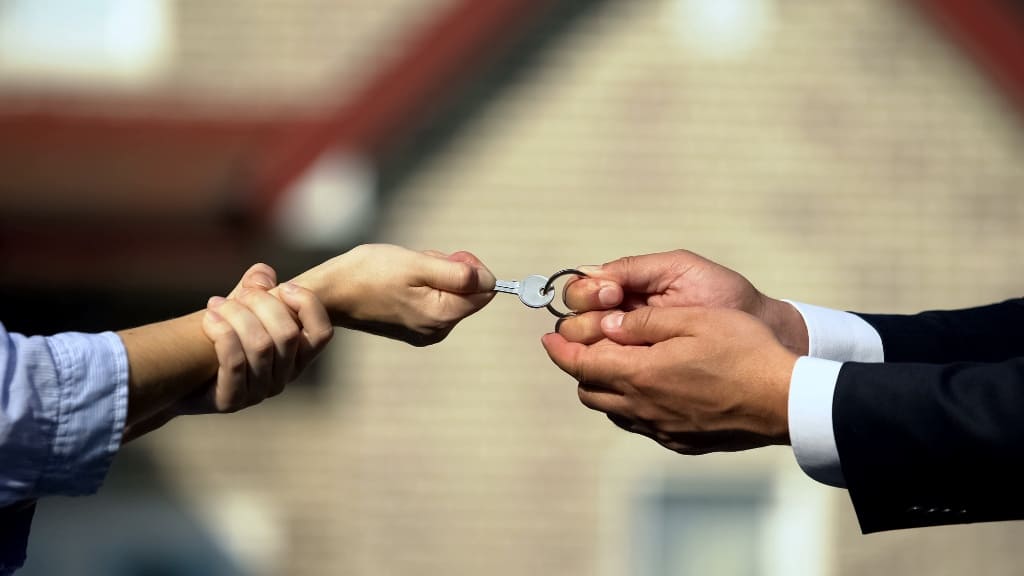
[599,446,833,576]
[0,0,173,88]
[632,481,768,576]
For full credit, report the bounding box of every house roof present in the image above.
[0,0,1021,293]
[0,0,559,291]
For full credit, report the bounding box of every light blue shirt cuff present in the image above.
[36,331,128,498]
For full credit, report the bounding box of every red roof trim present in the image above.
[912,0,1024,116]
[251,0,556,219]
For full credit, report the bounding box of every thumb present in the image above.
[447,250,497,292]
[419,253,495,293]
[228,263,277,298]
[600,307,700,345]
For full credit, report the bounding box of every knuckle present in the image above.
[347,244,371,260]
[674,445,706,456]
[630,306,655,331]
[236,289,259,307]
[577,385,597,410]
[223,350,247,375]
[278,325,301,347]
[320,325,337,346]
[632,402,661,423]
[249,334,275,357]
[629,364,655,391]
[218,393,245,414]
[617,255,638,278]
[251,262,276,279]
[573,355,590,385]
[308,325,335,349]
[203,315,231,338]
[288,284,316,303]
[450,263,475,290]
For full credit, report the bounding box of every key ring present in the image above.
[543,268,587,318]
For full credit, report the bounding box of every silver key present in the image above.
[493,274,555,308]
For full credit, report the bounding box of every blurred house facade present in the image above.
[5,0,1024,575]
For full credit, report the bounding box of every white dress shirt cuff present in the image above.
[783,300,884,362]
[788,356,846,487]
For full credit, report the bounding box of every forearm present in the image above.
[857,298,1024,363]
[118,311,217,428]
[836,358,1024,532]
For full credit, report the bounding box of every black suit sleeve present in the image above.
[855,298,1024,363]
[0,500,35,573]
[833,359,1024,533]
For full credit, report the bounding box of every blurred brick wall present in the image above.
[142,0,1024,575]
[170,0,456,112]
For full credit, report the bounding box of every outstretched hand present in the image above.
[543,306,798,454]
[122,243,496,442]
[291,244,496,346]
[558,250,808,355]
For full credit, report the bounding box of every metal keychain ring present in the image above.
[543,268,588,318]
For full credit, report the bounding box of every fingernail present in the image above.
[602,312,624,330]
[252,273,273,289]
[281,282,299,294]
[208,296,226,308]
[206,309,224,323]
[598,284,618,307]
[577,265,601,276]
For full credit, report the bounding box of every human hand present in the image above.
[558,250,807,355]
[290,244,496,346]
[123,264,333,441]
[196,263,334,412]
[542,306,798,454]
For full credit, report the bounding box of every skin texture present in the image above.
[558,250,808,355]
[545,250,807,454]
[289,244,495,346]
[121,264,333,441]
[544,306,796,454]
[121,244,495,441]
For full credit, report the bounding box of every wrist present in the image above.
[288,251,358,325]
[760,296,809,356]
[768,351,798,445]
